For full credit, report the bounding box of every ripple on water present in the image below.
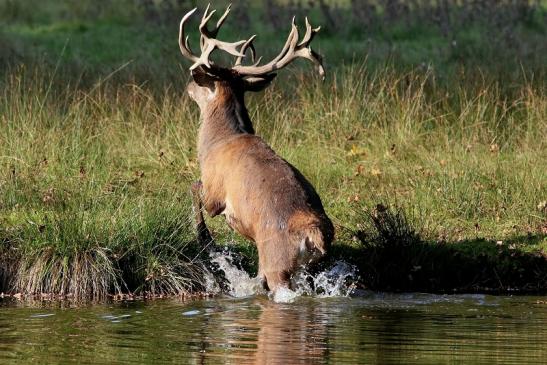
[1,293,546,364]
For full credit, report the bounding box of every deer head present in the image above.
[179,4,325,112]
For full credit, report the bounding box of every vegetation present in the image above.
[0,0,546,299]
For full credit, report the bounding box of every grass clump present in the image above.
[15,246,121,301]
[347,205,547,292]
[0,72,210,299]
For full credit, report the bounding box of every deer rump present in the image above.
[201,134,334,290]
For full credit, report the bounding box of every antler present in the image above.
[179,8,199,65]
[198,4,231,51]
[234,35,259,67]
[179,5,325,78]
[179,5,247,70]
[233,17,325,80]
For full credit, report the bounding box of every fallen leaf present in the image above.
[347,144,366,157]
[42,188,55,204]
[347,194,360,203]
[370,167,382,177]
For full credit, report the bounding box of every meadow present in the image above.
[0,0,546,299]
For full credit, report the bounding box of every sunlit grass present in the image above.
[0,63,545,297]
[0,0,545,297]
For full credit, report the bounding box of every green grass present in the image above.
[0,0,546,298]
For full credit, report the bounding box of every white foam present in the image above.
[207,247,358,302]
[302,261,358,298]
[208,250,265,297]
[203,269,222,295]
[271,286,300,303]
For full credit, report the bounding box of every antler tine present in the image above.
[215,4,232,34]
[271,17,299,64]
[187,4,247,71]
[232,17,325,80]
[179,8,199,64]
[299,47,325,80]
[199,4,232,51]
[235,35,257,66]
[298,17,320,47]
[200,3,231,37]
[232,18,325,79]
[199,5,215,50]
[199,8,216,35]
[252,56,262,67]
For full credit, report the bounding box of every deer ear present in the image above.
[191,67,218,91]
[243,74,277,92]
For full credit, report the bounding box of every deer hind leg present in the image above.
[191,181,213,245]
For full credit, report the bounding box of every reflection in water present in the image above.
[1,294,547,364]
[253,300,329,365]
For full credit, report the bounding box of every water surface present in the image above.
[1,293,546,364]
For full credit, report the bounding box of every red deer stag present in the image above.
[181,5,334,292]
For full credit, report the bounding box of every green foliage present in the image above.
[0,0,545,297]
[345,205,547,292]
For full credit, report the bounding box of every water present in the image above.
[1,293,546,363]
[1,258,546,364]
[207,249,358,302]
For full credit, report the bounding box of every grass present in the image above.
[339,205,547,292]
[0,0,546,298]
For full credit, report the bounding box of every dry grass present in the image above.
[15,246,121,300]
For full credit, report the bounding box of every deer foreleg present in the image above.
[191,181,214,245]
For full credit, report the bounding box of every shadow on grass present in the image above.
[331,205,547,293]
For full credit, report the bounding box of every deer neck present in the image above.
[197,87,254,162]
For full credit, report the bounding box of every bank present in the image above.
[1,206,546,301]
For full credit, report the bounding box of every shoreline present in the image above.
[2,205,546,302]
[2,286,547,305]
[2,234,546,304]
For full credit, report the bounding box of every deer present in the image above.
[180,4,334,293]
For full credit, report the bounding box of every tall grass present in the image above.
[0,0,545,297]
[0,69,214,298]
[0,62,545,297]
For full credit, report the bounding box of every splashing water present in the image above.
[273,261,358,303]
[207,248,358,302]
[208,250,265,297]
[294,261,359,298]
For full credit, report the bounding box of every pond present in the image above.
[1,293,546,364]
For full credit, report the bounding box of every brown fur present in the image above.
[189,77,334,292]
